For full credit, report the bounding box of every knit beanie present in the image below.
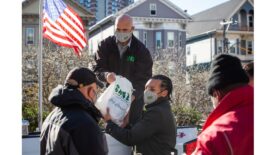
[207,54,249,96]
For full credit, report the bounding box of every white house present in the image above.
[186,0,254,67]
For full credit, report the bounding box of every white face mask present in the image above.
[115,31,132,43]
[143,89,158,105]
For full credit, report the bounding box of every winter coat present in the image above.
[40,85,108,155]
[105,98,177,155]
[192,85,254,155]
[93,35,153,99]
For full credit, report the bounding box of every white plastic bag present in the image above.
[95,76,133,126]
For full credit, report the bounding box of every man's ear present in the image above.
[161,90,168,98]
[213,90,222,101]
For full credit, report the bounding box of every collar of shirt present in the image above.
[116,38,132,58]
[116,38,132,48]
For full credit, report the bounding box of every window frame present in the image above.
[179,33,183,48]
[247,40,253,55]
[186,46,190,55]
[150,3,157,16]
[167,32,174,48]
[156,31,162,49]
[143,31,147,47]
[229,39,237,54]
[26,27,35,45]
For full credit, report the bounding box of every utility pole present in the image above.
[220,19,233,54]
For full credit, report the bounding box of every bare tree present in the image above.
[22,43,94,131]
[152,48,212,125]
[22,43,213,130]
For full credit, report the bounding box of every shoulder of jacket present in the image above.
[99,36,115,46]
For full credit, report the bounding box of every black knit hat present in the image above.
[65,67,104,88]
[207,54,249,96]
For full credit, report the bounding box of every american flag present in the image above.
[43,0,87,56]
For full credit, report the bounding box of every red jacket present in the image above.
[193,85,254,155]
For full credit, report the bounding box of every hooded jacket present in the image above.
[193,85,254,155]
[40,85,108,155]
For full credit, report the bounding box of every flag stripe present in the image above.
[58,15,86,47]
[62,10,85,39]
[43,26,75,46]
[66,7,84,30]
[43,0,87,56]
[43,16,75,46]
[44,33,74,47]
[56,19,85,49]
[43,16,67,37]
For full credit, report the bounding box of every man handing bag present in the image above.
[96,76,133,126]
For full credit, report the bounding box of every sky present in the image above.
[134,0,229,15]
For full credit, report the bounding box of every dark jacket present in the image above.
[40,85,108,155]
[93,35,153,99]
[193,85,254,155]
[105,98,177,155]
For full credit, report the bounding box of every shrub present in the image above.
[172,105,202,128]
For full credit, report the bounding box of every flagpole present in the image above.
[38,0,43,131]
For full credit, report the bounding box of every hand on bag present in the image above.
[106,72,116,84]
[131,95,135,102]
[103,108,112,121]
[120,112,129,128]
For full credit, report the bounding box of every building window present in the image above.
[133,31,139,39]
[239,9,247,30]
[193,54,197,65]
[167,32,174,48]
[187,46,190,55]
[217,40,223,54]
[247,41,253,54]
[26,27,35,45]
[240,40,246,55]
[179,33,183,48]
[143,31,147,47]
[229,39,237,54]
[248,10,254,29]
[156,32,162,49]
[150,3,157,16]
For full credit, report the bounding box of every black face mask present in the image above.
[87,87,97,104]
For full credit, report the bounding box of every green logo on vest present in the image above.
[127,55,135,62]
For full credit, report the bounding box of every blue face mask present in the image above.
[115,31,132,43]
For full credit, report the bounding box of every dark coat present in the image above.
[93,35,153,99]
[40,85,108,155]
[105,98,177,155]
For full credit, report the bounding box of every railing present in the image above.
[239,26,254,31]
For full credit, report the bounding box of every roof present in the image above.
[116,0,191,19]
[187,0,253,38]
[22,0,94,18]
[88,0,192,32]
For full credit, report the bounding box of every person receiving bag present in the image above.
[103,75,177,155]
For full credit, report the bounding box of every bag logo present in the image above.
[115,84,130,102]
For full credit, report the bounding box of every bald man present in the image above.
[93,14,153,126]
